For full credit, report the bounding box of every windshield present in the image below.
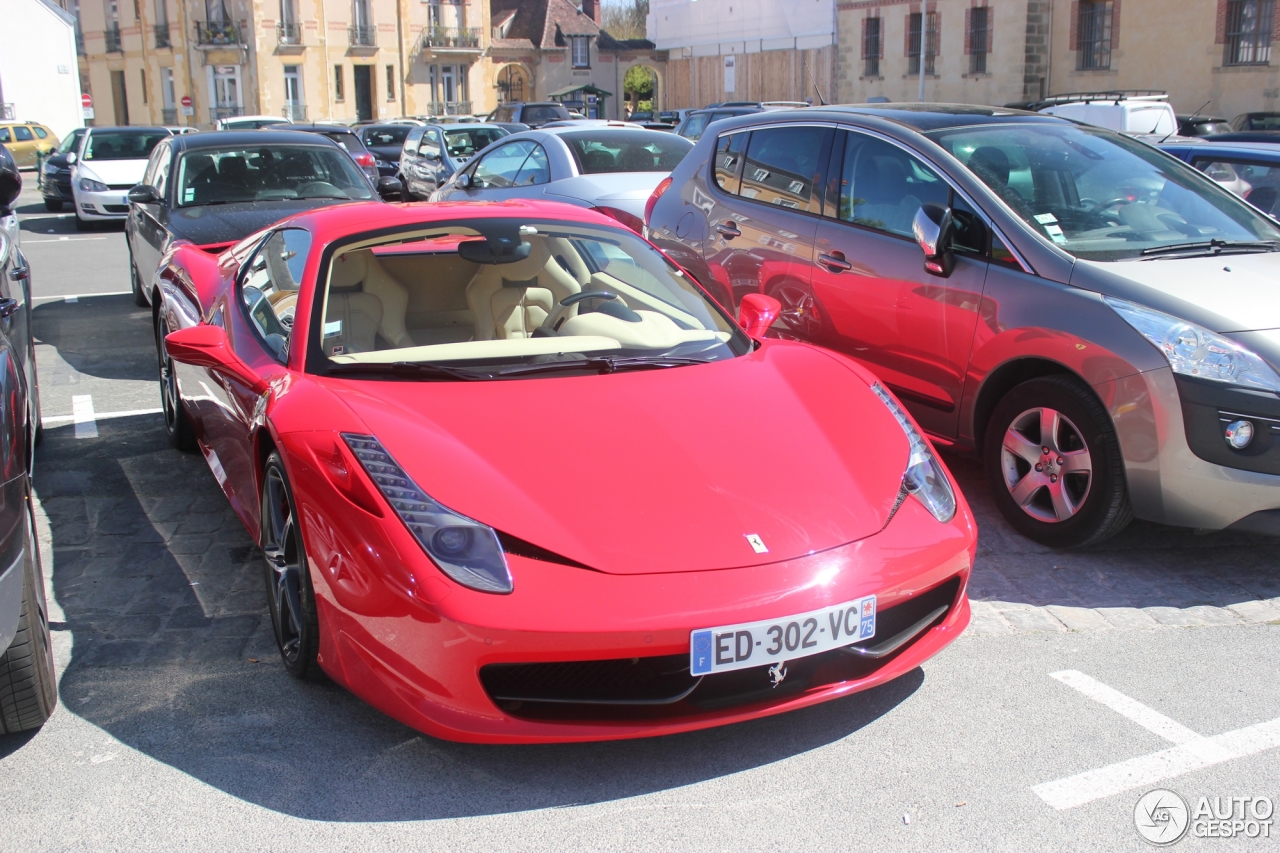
[175,145,375,207]
[83,129,170,161]
[363,126,411,147]
[305,220,746,377]
[1187,120,1232,136]
[561,130,692,174]
[1242,114,1280,130]
[927,123,1280,261]
[443,126,508,159]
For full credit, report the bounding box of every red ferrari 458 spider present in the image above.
[154,199,976,743]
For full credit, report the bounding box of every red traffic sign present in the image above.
[180,95,192,107]
[81,92,92,108]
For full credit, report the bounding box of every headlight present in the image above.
[78,177,109,193]
[42,162,59,176]
[1105,297,1280,393]
[869,383,957,523]
[343,434,513,594]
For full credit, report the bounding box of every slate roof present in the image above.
[489,0,604,50]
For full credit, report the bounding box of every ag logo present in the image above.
[1134,789,1190,846]
[744,533,768,554]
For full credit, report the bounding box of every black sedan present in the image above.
[125,130,402,308]
[38,127,86,212]
[0,144,55,734]
[356,124,413,178]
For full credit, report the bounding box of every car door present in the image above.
[416,128,447,195]
[811,129,989,439]
[446,139,544,201]
[702,123,833,321]
[8,126,38,168]
[131,141,171,283]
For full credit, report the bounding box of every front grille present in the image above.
[102,204,129,213]
[479,575,962,722]
[108,184,133,190]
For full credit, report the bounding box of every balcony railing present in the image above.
[104,25,122,53]
[277,22,302,45]
[424,100,473,116]
[0,104,14,121]
[152,22,170,47]
[421,26,480,49]
[282,104,307,121]
[349,24,376,47]
[196,21,242,46]
[162,107,178,124]
[211,106,244,123]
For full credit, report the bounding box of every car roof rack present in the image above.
[1035,90,1168,108]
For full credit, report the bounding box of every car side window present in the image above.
[419,131,442,160]
[240,228,312,362]
[33,126,48,139]
[836,132,949,238]
[0,129,10,144]
[154,151,171,199]
[513,143,550,185]
[404,127,425,154]
[472,140,536,188]
[713,131,748,195]
[143,143,168,188]
[13,126,33,142]
[738,125,832,213]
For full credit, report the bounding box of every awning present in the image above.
[547,84,614,99]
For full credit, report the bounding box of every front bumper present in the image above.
[282,432,975,742]
[1102,365,1280,530]
[74,186,132,219]
[41,178,72,200]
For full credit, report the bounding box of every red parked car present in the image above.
[155,199,975,743]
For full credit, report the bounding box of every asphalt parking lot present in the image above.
[2,183,1278,852]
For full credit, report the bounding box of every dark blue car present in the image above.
[1160,139,1280,217]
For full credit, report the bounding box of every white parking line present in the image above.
[1032,670,1280,810]
[71,395,98,439]
[44,406,162,427]
[32,290,132,302]
[21,237,108,244]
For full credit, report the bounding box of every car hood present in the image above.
[1078,253,1280,332]
[76,159,149,185]
[544,173,672,219]
[169,199,356,247]
[329,344,909,575]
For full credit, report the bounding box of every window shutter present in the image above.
[1111,0,1121,49]
[964,7,972,54]
[1069,1,1080,49]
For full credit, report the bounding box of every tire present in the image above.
[0,493,58,734]
[73,213,90,232]
[29,363,42,451]
[42,199,62,212]
[260,452,323,681]
[156,312,196,452]
[128,246,148,307]
[984,375,1132,549]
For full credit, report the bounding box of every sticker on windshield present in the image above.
[323,319,342,338]
[1034,213,1058,225]
[183,188,195,203]
[1044,223,1068,245]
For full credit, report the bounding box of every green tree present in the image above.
[601,0,648,40]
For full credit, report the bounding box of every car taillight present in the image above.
[355,152,376,168]
[644,176,673,227]
[592,205,645,234]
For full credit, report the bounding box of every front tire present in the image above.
[128,247,147,307]
[261,452,323,680]
[73,212,90,232]
[156,312,196,451]
[0,493,58,733]
[43,199,62,212]
[983,375,1131,549]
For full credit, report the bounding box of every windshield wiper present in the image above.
[325,361,491,381]
[495,355,713,377]
[1139,239,1280,259]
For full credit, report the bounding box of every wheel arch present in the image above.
[971,357,1085,457]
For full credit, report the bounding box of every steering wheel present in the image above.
[559,290,619,307]
[536,291,622,337]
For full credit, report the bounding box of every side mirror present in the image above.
[738,293,782,339]
[912,203,956,277]
[127,184,161,204]
[165,325,270,395]
[455,172,472,189]
[0,145,19,216]
[376,176,403,200]
[422,149,440,161]
[66,152,77,164]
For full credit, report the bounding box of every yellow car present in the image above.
[0,121,59,168]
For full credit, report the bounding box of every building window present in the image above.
[498,64,524,102]
[907,12,938,76]
[968,6,990,74]
[571,36,590,68]
[140,68,147,102]
[1077,1,1114,70]
[334,64,345,101]
[1225,0,1276,66]
[386,64,396,100]
[862,16,881,78]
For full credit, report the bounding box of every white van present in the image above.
[1038,91,1177,137]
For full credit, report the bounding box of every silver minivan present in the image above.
[647,104,1280,548]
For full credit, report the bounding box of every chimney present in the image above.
[582,0,600,25]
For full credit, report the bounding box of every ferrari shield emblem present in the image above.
[745,533,768,554]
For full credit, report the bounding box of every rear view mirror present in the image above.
[422,149,440,161]
[66,152,77,164]
[165,325,270,395]
[912,203,955,277]
[457,236,532,265]
[376,176,403,201]
[455,172,472,189]
[0,146,19,216]
[127,184,161,204]
[738,293,782,338]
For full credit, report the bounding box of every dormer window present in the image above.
[572,36,590,68]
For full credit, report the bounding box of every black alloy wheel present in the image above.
[156,313,195,451]
[769,281,823,340]
[0,491,58,733]
[260,452,322,680]
[983,375,1132,549]
[73,212,91,232]
[128,246,147,307]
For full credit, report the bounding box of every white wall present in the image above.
[647,0,834,52]
[0,0,84,139]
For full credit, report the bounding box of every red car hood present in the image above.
[327,344,908,575]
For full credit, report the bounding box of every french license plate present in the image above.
[690,595,876,676]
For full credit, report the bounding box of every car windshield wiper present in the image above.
[495,355,713,377]
[325,361,491,381]
[1139,239,1280,258]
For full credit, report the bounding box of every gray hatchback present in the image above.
[647,104,1280,548]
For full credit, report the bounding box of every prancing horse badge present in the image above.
[745,533,768,554]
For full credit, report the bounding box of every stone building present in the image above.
[835,0,1280,121]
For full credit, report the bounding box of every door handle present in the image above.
[0,297,19,319]
[8,265,29,282]
[819,252,853,272]
[716,221,741,239]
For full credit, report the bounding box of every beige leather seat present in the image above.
[328,250,415,348]
[464,239,582,340]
